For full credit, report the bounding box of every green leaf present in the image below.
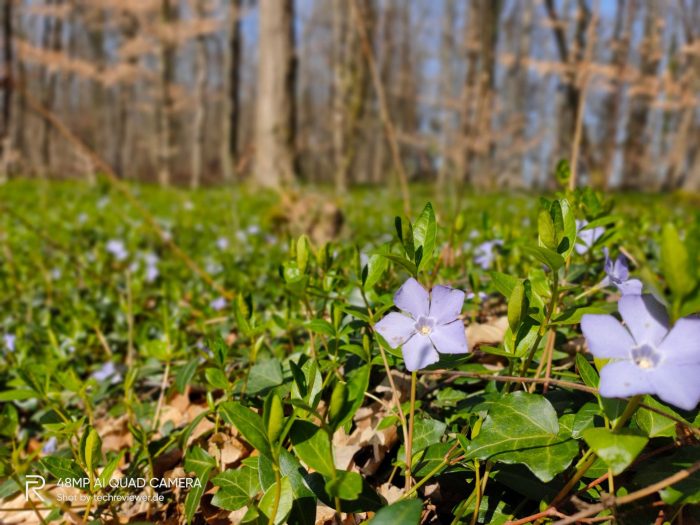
[411,417,446,455]
[507,280,527,331]
[305,319,335,337]
[297,235,310,273]
[183,447,216,524]
[367,499,423,525]
[635,396,686,438]
[661,223,695,298]
[0,389,37,401]
[364,254,389,290]
[575,353,599,389]
[289,421,335,478]
[278,449,316,525]
[247,358,283,395]
[413,202,437,271]
[325,470,363,500]
[175,359,199,394]
[40,456,85,481]
[382,254,418,277]
[204,367,229,390]
[552,303,617,325]
[465,392,578,482]
[538,209,557,251]
[582,428,648,475]
[521,245,565,272]
[219,402,273,460]
[211,466,260,511]
[80,427,102,476]
[490,271,519,299]
[258,477,294,525]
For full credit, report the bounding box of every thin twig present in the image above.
[553,460,700,525]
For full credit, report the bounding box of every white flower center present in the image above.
[415,316,435,336]
[630,343,660,369]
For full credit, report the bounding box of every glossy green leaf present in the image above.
[367,499,423,525]
[582,428,648,475]
[219,402,273,460]
[465,392,578,482]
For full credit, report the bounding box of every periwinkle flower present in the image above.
[474,240,503,270]
[42,436,58,455]
[575,220,604,255]
[216,237,230,251]
[106,239,128,262]
[375,278,469,371]
[581,295,700,411]
[3,333,16,352]
[211,297,227,311]
[92,362,122,384]
[600,248,642,295]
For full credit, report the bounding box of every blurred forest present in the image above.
[0,0,699,192]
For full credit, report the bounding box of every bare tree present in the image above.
[0,0,13,180]
[157,0,176,186]
[220,0,241,183]
[190,0,208,189]
[253,0,296,187]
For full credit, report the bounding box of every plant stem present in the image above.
[268,463,281,525]
[405,370,417,490]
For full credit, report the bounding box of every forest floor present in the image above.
[0,180,699,524]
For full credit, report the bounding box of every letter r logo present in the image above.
[25,475,46,500]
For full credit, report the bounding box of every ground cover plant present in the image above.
[1,177,699,524]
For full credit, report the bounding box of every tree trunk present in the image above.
[621,0,660,190]
[157,0,176,187]
[40,0,63,178]
[220,0,241,183]
[0,0,13,181]
[253,0,296,188]
[191,0,208,189]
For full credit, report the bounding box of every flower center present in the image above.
[630,343,661,369]
[414,316,435,336]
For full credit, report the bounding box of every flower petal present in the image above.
[401,334,439,371]
[430,320,468,354]
[581,314,635,359]
[599,361,653,399]
[658,318,700,365]
[375,312,416,349]
[429,285,465,324]
[617,279,643,296]
[649,364,700,411]
[618,295,669,346]
[393,277,429,319]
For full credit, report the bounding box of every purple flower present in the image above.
[216,237,230,251]
[600,248,642,295]
[575,220,604,255]
[466,291,488,302]
[474,240,503,270]
[581,295,700,411]
[92,362,122,384]
[42,437,58,455]
[106,239,128,261]
[211,297,227,311]
[375,278,469,371]
[3,333,15,352]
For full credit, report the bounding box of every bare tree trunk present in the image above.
[458,0,482,184]
[253,0,296,188]
[220,0,241,183]
[40,0,63,178]
[332,0,347,193]
[436,0,457,194]
[0,0,13,181]
[157,0,176,187]
[191,0,208,189]
[115,14,138,179]
[621,0,660,190]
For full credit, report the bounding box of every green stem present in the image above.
[518,276,559,379]
[550,395,643,507]
[268,464,281,525]
[405,371,418,489]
